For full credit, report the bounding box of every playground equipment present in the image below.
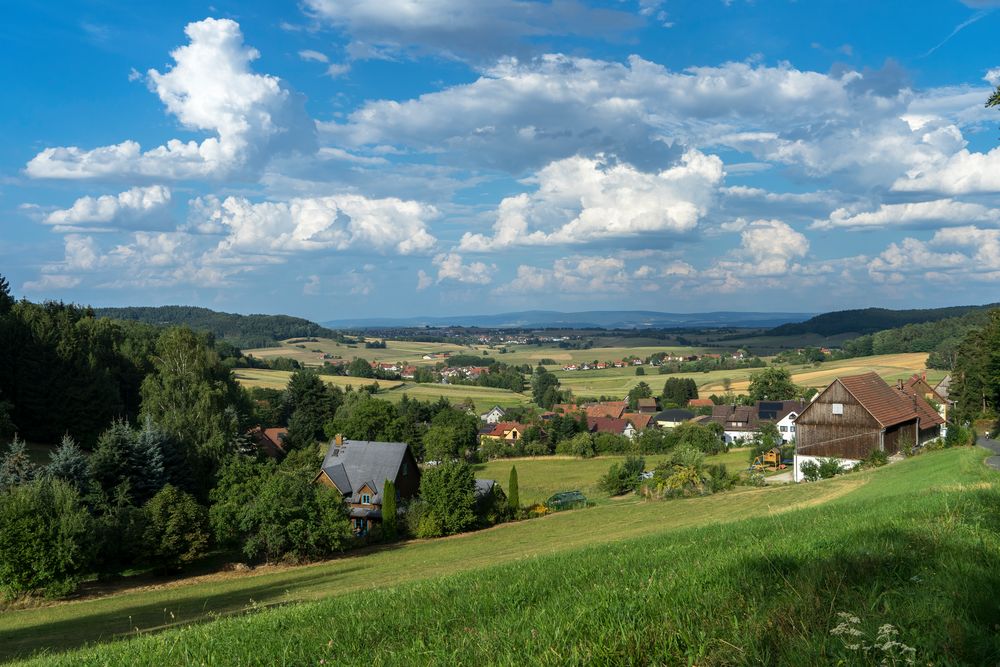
[749,447,789,471]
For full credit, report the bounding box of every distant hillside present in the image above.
[325,310,814,330]
[766,304,999,338]
[94,306,339,349]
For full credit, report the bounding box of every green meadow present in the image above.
[3,447,998,665]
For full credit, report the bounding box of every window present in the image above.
[832,403,844,415]
[362,494,371,504]
[779,426,788,432]
[354,518,364,531]
[790,426,796,433]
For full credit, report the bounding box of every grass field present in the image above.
[472,448,753,506]
[232,368,403,391]
[4,446,997,664]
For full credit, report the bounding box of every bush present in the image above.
[0,478,93,598]
[801,458,844,482]
[142,484,210,572]
[598,456,645,495]
[898,433,916,457]
[593,432,630,455]
[863,449,888,468]
[945,423,975,448]
[418,460,477,537]
[556,433,596,458]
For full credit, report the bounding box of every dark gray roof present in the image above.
[475,478,496,498]
[320,439,410,499]
[654,409,695,422]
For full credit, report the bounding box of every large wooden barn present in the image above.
[793,372,944,481]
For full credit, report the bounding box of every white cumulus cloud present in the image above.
[26,18,316,180]
[459,150,723,251]
[44,185,171,231]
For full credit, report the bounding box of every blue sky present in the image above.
[2,0,999,321]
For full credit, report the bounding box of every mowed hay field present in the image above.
[700,352,943,393]
[557,352,941,399]
[243,338,706,369]
[233,367,532,412]
[6,447,999,665]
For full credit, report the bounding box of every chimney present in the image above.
[335,433,343,446]
[897,379,904,390]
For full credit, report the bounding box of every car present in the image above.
[544,490,588,511]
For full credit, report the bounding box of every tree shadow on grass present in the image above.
[0,563,371,662]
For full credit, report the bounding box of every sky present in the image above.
[2,0,1000,322]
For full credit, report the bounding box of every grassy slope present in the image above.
[5,448,998,665]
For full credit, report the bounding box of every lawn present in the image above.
[472,448,753,505]
[5,447,996,665]
[9,449,1000,665]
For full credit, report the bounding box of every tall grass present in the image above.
[8,447,999,665]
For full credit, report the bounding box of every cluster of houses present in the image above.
[249,367,951,538]
[560,352,746,372]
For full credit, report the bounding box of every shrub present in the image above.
[142,484,210,572]
[382,479,398,541]
[945,423,974,448]
[898,433,916,457]
[508,466,519,514]
[598,456,645,495]
[801,457,845,482]
[863,449,889,468]
[705,464,738,493]
[0,436,38,491]
[556,432,595,458]
[0,478,93,598]
[800,460,820,482]
[593,433,629,455]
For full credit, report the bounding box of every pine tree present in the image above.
[0,436,37,490]
[88,419,140,500]
[381,478,397,541]
[130,417,167,504]
[0,274,13,315]
[46,434,89,493]
[508,465,519,515]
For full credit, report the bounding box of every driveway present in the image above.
[979,436,1000,471]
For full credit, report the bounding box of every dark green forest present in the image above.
[94,305,342,348]
[768,304,997,338]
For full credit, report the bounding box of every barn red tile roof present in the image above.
[623,413,653,430]
[837,372,920,427]
[895,384,946,428]
[587,417,631,435]
[687,398,714,408]
[585,401,627,419]
[484,421,527,437]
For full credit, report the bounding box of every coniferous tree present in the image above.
[508,465,519,515]
[88,419,140,500]
[382,478,397,541]
[0,436,37,490]
[130,417,167,504]
[0,274,12,315]
[46,434,89,493]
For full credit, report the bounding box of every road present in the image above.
[978,435,1000,471]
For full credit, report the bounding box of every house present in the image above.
[653,409,695,429]
[707,400,805,445]
[314,435,421,535]
[249,426,288,459]
[622,413,654,431]
[687,398,715,408]
[479,421,529,445]
[756,400,806,443]
[793,372,944,482]
[585,401,627,419]
[551,403,580,415]
[934,374,952,401]
[901,373,949,421]
[400,365,418,379]
[474,478,507,516]
[480,405,507,424]
[587,417,636,440]
[635,397,659,414]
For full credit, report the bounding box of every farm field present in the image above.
[555,352,940,399]
[232,367,532,412]
[5,447,997,665]
[473,448,753,506]
[232,368,403,391]
[243,338,706,369]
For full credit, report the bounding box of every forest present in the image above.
[93,305,343,349]
[767,303,998,337]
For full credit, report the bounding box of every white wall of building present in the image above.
[777,412,798,443]
[792,454,860,482]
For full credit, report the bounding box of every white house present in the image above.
[480,405,507,424]
[776,410,799,443]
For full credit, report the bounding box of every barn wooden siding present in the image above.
[796,381,883,459]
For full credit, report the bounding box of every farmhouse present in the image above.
[901,373,949,421]
[687,398,715,408]
[314,435,421,535]
[793,372,944,482]
[708,400,805,445]
[623,412,654,431]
